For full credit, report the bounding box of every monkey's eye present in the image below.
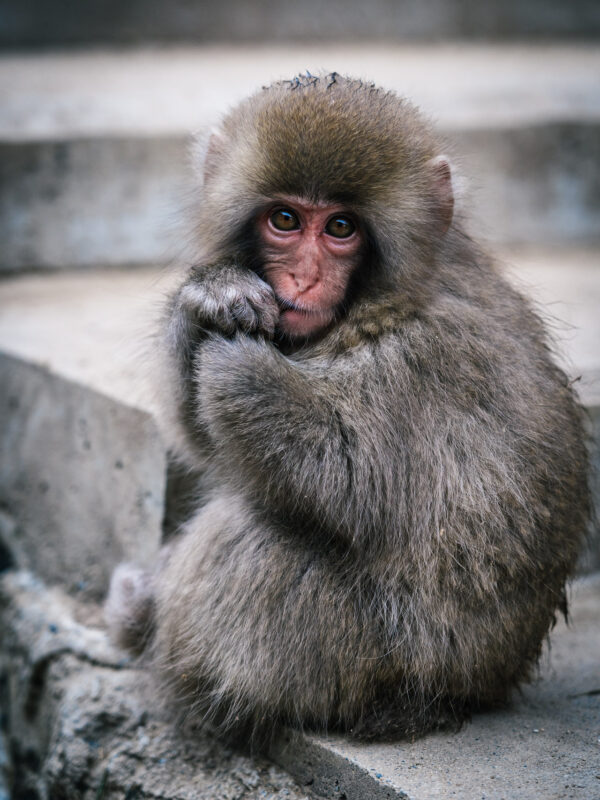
[270,209,300,231]
[325,216,355,238]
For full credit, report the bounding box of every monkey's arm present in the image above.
[195,334,386,543]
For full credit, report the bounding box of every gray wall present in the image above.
[1,0,600,48]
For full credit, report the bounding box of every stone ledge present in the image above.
[1,45,599,271]
[2,45,599,141]
[0,570,311,799]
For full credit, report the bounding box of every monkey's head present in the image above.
[194,73,454,340]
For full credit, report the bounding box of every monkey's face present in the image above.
[257,197,363,339]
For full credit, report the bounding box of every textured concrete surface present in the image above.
[0,136,188,271]
[0,354,166,600]
[1,0,599,47]
[2,45,599,140]
[1,44,599,270]
[0,570,311,799]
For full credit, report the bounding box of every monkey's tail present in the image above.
[104,563,156,656]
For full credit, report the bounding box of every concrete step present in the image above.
[1,0,599,47]
[1,44,599,271]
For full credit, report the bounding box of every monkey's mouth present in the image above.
[275,295,335,336]
[277,296,309,313]
[275,294,322,314]
[276,296,332,319]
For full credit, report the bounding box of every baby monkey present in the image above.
[106,73,590,741]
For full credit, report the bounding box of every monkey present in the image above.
[105,73,590,742]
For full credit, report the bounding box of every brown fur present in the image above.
[105,74,590,742]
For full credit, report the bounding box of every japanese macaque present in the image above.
[105,73,590,741]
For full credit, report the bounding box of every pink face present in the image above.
[257,198,362,339]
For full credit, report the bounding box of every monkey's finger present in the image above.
[247,295,279,337]
[212,303,238,335]
[231,298,261,333]
[178,284,221,327]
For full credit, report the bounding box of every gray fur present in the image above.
[106,74,590,741]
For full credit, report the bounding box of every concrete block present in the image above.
[0,353,166,600]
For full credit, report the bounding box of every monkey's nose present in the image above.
[290,267,320,294]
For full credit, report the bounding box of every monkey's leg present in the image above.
[105,545,174,655]
[105,563,155,654]
[151,492,380,736]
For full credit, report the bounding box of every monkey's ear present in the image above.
[193,129,226,185]
[204,133,226,183]
[428,155,454,235]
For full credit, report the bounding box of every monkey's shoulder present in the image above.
[307,272,571,417]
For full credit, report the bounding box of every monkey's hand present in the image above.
[173,266,280,340]
[162,267,279,459]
